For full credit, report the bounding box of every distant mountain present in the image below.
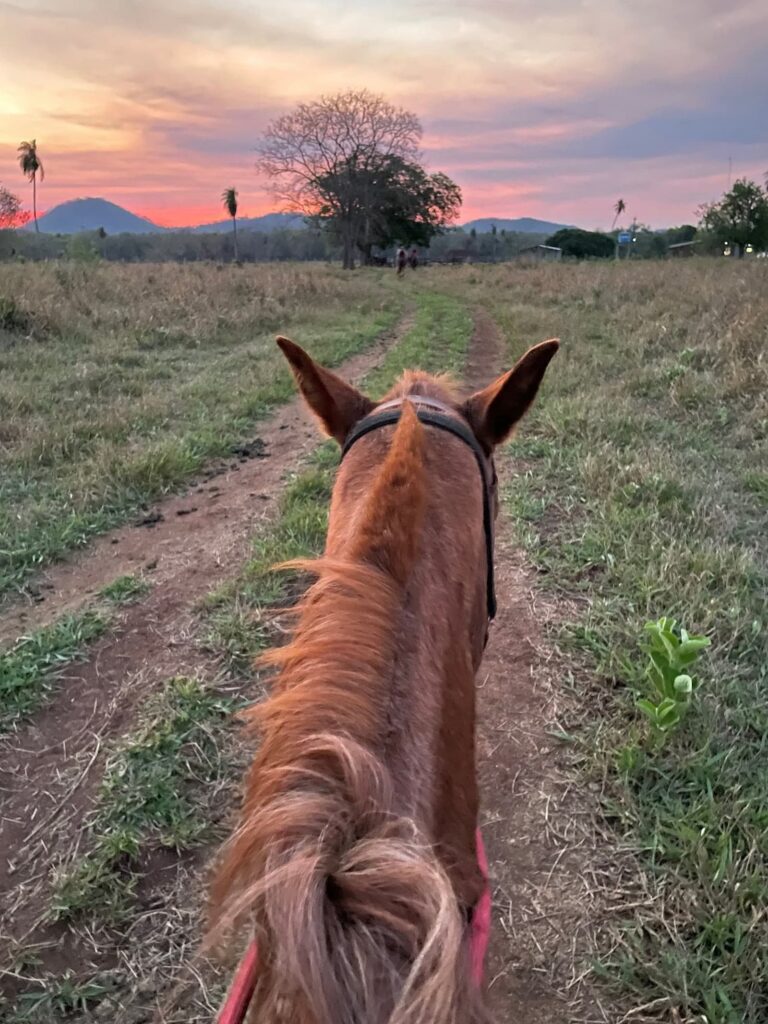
[26,199,572,239]
[461,217,570,235]
[190,212,306,234]
[30,198,163,235]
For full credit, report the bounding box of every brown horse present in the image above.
[211,333,559,1024]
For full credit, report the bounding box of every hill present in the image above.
[461,217,570,235]
[25,199,572,238]
[190,212,305,233]
[30,198,163,235]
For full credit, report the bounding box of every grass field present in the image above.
[0,259,766,1023]
[477,260,768,1022]
[0,262,404,598]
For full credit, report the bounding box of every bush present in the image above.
[545,227,614,259]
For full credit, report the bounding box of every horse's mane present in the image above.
[209,401,487,1023]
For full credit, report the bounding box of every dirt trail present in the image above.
[467,311,595,1022]
[0,322,408,970]
[0,332,401,648]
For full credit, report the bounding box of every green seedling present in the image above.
[636,616,710,738]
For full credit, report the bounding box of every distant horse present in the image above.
[408,248,419,270]
[211,333,559,1024]
[396,247,407,275]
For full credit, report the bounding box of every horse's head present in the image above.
[276,333,559,646]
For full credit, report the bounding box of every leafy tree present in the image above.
[666,224,697,245]
[17,140,44,232]
[221,187,238,261]
[315,155,461,263]
[257,90,421,268]
[0,183,29,229]
[699,177,768,256]
[545,227,614,259]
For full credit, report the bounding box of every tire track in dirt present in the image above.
[466,310,597,1023]
[0,317,412,972]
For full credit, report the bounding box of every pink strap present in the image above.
[470,827,492,987]
[217,829,491,1023]
[217,939,259,1024]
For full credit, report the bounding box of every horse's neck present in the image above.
[325,485,486,909]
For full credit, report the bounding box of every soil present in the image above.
[467,309,598,1022]
[0,310,599,1022]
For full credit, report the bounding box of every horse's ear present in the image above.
[463,339,559,450]
[276,337,374,444]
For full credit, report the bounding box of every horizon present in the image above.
[1,1,766,230]
[26,196,574,231]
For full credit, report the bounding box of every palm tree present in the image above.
[611,198,626,260]
[221,187,238,261]
[18,140,44,232]
[611,197,626,230]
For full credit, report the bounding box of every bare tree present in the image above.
[257,90,422,268]
[0,184,28,230]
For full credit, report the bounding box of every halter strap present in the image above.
[341,398,497,621]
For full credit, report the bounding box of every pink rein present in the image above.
[217,828,491,1024]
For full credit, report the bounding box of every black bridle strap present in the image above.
[341,404,497,622]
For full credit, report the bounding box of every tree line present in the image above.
[0,222,552,264]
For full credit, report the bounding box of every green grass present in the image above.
[51,676,237,922]
[461,260,767,1022]
[0,263,404,598]
[364,288,473,396]
[7,971,113,1022]
[99,573,151,604]
[0,610,108,732]
[0,570,158,730]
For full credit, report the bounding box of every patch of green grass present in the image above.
[3,970,113,1022]
[51,676,237,922]
[99,573,151,604]
[468,261,768,1022]
[0,263,405,597]
[0,610,108,732]
[364,289,472,396]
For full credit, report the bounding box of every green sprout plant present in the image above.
[636,616,710,738]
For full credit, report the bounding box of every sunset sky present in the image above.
[1,0,766,228]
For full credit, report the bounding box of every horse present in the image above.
[210,333,559,1024]
[396,248,407,275]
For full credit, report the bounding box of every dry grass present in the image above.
[0,262,404,597]
[447,258,767,1023]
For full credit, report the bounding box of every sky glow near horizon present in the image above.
[0,0,766,227]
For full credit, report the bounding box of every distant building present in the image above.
[668,241,700,258]
[517,244,562,263]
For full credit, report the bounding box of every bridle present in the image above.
[341,395,497,623]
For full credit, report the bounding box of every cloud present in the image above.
[0,0,765,227]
